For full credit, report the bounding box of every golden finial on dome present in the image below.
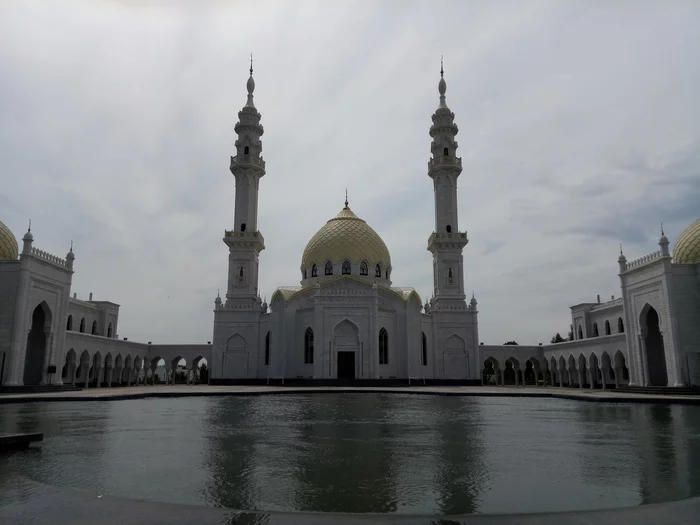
[345,188,348,208]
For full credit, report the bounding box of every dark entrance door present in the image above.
[337,352,355,380]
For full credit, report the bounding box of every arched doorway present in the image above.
[23,303,52,385]
[642,306,667,386]
[333,320,359,379]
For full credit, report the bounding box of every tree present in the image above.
[551,333,566,344]
[199,363,209,383]
[568,324,574,341]
[503,341,519,345]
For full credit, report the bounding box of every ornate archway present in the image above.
[641,305,668,386]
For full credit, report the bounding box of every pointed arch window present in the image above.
[243,146,250,155]
[375,264,381,278]
[91,320,98,335]
[79,318,86,333]
[360,261,368,276]
[265,332,270,366]
[66,315,73,331]
[604,320,611,335]
[379,328,388,365]
[311,264,318,277]
[593,323,599,337]
[443,147,449,156]
[421,332,427,366]
[342,260,351,275]
[618,317,625,333]
[304,328,314,364]
[107,322,113,338]
[324,261,333,275]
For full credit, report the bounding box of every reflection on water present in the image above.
[1,394,699,515]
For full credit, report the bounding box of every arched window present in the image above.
[107,322,113,338]
[448,267,453,279]
[79,318,86,333]
[91,320,98,335]
[342,260,351,275]
[605,320,611,335]
[443,147,449,156]
[304,328,314,364]
[311,264,318,277]
[66,315,73,331]
[577,325,583,340]
[265,332,270,366]
[240,223,246,232]
[324,261,333,275]
[421,332,427,366]
[239,266,244,277]
[360,261,368,276]
[379,328,388,365]
[244,146,249,155]
[618,317,625,333]
[446,225,452,233]
[375,264,381,278]
[593,323,599,337]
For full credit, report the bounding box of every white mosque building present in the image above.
[0,65,698,390]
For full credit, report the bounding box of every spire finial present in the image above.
[661,222,665,236]
[620,242,623,255]
[70,240,73,252]
[27,218,31,233]
[345,188,348,207]
[440,55,444,78]
[250,53,253,75]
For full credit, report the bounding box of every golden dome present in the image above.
[0,220,19,261]
[673,218,700,265]
[301,205,391,271]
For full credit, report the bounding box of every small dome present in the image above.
[301,205,391,275]
[0,220,19,261]
[673,218,700,264]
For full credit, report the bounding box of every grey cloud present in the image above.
[0,0,698,344]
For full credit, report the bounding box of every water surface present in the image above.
[1,394,699,515]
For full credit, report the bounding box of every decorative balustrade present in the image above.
[224,230,264,240]
[428,156,462,170]
[428,231,468,245]
[625,250,663,271]
[231,154,266,170]
[591,298,623,311]
[30,247,67,267]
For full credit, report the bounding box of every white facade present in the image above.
[1,64,697,389]
[0,224,211,388]
[480,226,700,389]
[212,64,479,382]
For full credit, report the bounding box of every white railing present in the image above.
[428,156,462,170]
[625,250,663,270]
[30,247,66,267]
[591,298,623,311]
[231,154,266,170]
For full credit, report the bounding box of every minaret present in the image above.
[223,57,266,308]
[427,59,468,308]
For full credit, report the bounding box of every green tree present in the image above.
[568,324,574,341]
[503,341,519,345]
[550,333,566,343]
[199,363,209,383]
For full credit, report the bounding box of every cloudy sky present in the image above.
[0,0,698,345]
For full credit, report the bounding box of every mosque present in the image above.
[0,65,698,390]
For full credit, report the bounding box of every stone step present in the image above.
[616,385,700,396]
[0,385,83,394]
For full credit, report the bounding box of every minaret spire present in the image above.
[438,56,448,109]
[246,54,256,108]
[345,188,349,208]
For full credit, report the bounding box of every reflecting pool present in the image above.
[1,394,700,515]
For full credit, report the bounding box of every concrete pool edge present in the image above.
[1,385,700,405]
[2,476,700,525]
